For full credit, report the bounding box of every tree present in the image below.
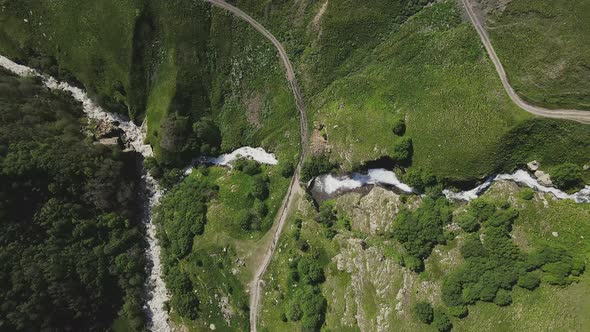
[392,117,406,136]
[412,302,434,324]
[550,163,583,191]
[298,257,325,285]
[493,289,512,306]
[456,212,479,233]
[0,71,146,331]
[432,310,452,332]
[393,137,413,164]
[517,273,540,290]
[301,155,334,182]
[251,175,269,200]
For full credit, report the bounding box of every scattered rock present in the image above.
[95,120,123,139]
[311,122,331,155]
[534,170,553,187]
[527,160,540,172]
[335,188,418,235]
[209,323,216,330]
[94,137,120,147]
[552,232,559,237]
[583,164,589,171]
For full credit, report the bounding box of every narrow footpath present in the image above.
[202,1,309,331]
[461,0,590,124]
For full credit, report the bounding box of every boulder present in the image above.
[534,170,553,187]
[527,160,540,172]
[95,137,120,147]
[95,120,123,139]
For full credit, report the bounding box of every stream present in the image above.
[2,54,589,332]
[310,168,590,204]
[0,55,170,331]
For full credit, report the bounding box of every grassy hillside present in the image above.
[483,0,590,110]
[0,0,139,115]
[227,0,590,182]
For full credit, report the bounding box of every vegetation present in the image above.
[485,0,590,109]
[413,301,434,324]
[495,118,590,174]
[550,163,584,192]
[432,309,453,332]
[442,200,585,316]
[392,197,452,271]
[301,154,335,182]
[284,241,328,330]
[0,71,144,330]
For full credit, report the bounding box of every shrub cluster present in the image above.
[301,154,335,182]
[285,246,327,331]
[392,197,452,271]
[442,200,585,317]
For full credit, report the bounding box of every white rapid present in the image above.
[184,146,278,175]
[314,168,414,195]
[0,55,170,331]
[311,167,590,204]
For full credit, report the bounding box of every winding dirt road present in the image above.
[203,1,309,331]
[461,0,590,124]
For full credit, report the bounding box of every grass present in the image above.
[0,0,138,114]
[259,179,590,331]
[161,161,290,330]
[308,1,529,180]
[486,0,590,110]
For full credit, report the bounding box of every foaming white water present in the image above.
[184,146,278,175]
[0,55,170,331]
[311,167,589,204]
[314,168,414,195]
[442,176,495,201]
[204,146,278,166]
[444,170,590,203]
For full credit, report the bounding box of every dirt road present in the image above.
[460,0,590,124]
[203,1,309,331]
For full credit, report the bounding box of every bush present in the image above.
[456,212,479,233]
[432,310,452,332]
[298,257,325,285]
[402,167,439,193]
[253,199,268,218]
[234,158,262,175]
[287,302,303,321]
[393,137,413,164]
[460,236,486,258]
[517,273,540,290]
[280,161,295,177]
[551,163,584,191]
[412,301,434,324]
[493,289,512,306]
[251,175,270,200]
[301,154,334,182]
[392,197,450,270]
[519,188,535,200]
[468,199,496,222]
[392,118,406,136]
[447,305,468,318]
